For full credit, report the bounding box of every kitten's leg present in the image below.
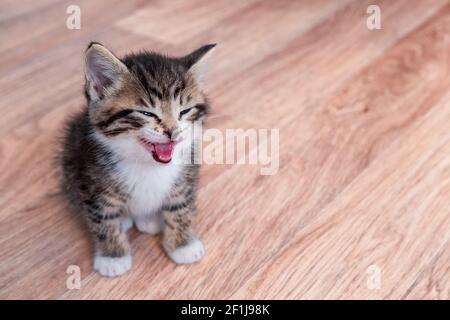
[87,212,132,277]
[161,202,205,264]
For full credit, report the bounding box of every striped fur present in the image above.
[60,42,215,277]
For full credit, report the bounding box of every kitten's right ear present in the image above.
[181,44,216,84]
[84,42,128,101]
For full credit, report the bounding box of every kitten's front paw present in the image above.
[167,239,205,264]
[135,216,162,235]
[93,254,132,277]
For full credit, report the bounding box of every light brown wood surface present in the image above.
[0,0,449,299]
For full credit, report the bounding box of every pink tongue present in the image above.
[153,142,174,162]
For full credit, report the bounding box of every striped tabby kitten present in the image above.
[61,42,215,277]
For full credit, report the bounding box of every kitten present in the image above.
[60,42,215,277]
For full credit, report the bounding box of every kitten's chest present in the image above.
[118,162,181,217]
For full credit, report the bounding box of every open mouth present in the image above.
[139,138,174,163]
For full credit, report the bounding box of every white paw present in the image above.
[121,217,133,232]
[135,215,162,235]
[93,254,132,277]
[167,239,205,264]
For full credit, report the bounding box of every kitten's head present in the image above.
[84,42,215,164]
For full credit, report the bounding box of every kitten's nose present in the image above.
[164,128,172,139]
[165,127,181,142]
[164,128,177,140]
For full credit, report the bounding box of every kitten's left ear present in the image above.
[181,44,216,83]
[84,42,129,101]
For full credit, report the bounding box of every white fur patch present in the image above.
[121,217,133,232]
[135,214,163,235]
[93,131,190,218]
[122,160,182,217]
[94,254,132,277]
[167,239,205,264]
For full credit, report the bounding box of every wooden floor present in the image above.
[1,0,449,299]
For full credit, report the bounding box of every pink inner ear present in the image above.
[93,84,104,100]
[87,61,114,97]
[86,49,123,99]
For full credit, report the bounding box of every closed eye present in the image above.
[137,110,160,122]
[179,107,193,118]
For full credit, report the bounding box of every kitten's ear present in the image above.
[84,42,129,101]
[182,44,216,83]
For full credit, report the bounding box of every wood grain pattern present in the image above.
[232,92,450,299]
[0,0,449,299]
